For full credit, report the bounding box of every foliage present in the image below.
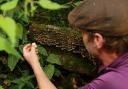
[11,71,35,89]
[0,15,21,57]
[38,45,62,79]
[8,55,20,71]
[0,0,67,88]
[0,0,18,11]
[47,54,61,65]
[7,44,62,89]
[38,0,68,10]
[44,64,55,79]
[0,0,87,89]
[0,86,3,89]
[0,0,66,71]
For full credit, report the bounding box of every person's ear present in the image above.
[93,33,104,49]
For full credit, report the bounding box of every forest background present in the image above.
[0,0,97,89]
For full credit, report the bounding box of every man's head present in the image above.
[68,0,128,57]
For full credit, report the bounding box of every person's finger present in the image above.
[35,48,38,54]
[31,43,37,53]
[32,43,37,48]
[23,44,32,53]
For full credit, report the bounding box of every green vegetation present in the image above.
[0,0,95,89]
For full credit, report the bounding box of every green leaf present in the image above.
[47,54,61,65]
[0,36,21,58]
[74,1,81,6]
[0,0,18,11]
[0,15,17,46]
[16,23,23,40]
[0,86,3,89]
[38,46,48,56]
[22,29,29,44]
[38,0,67,10]
[30,4,37,16]
[44,64,55,79]
[19,45,24,53]
[8,54,20,71]
[11,74,34,89]
[54,68,61,77]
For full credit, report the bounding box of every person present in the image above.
[23,0,128,89]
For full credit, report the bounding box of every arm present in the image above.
[23,43,57,89]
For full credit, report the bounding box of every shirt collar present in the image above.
[109,52,128,68]
[98,52,128,74]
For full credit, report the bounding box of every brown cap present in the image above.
[68,0,128,36]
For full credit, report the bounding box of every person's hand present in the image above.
[23,43,39,66]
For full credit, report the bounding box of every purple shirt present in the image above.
[79,52,128,89]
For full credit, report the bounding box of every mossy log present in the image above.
[28,23,97,75]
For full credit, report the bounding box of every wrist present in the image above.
[30,60,40,68]
[31,62,45,76]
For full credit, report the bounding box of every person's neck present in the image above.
[98,51,119,67]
